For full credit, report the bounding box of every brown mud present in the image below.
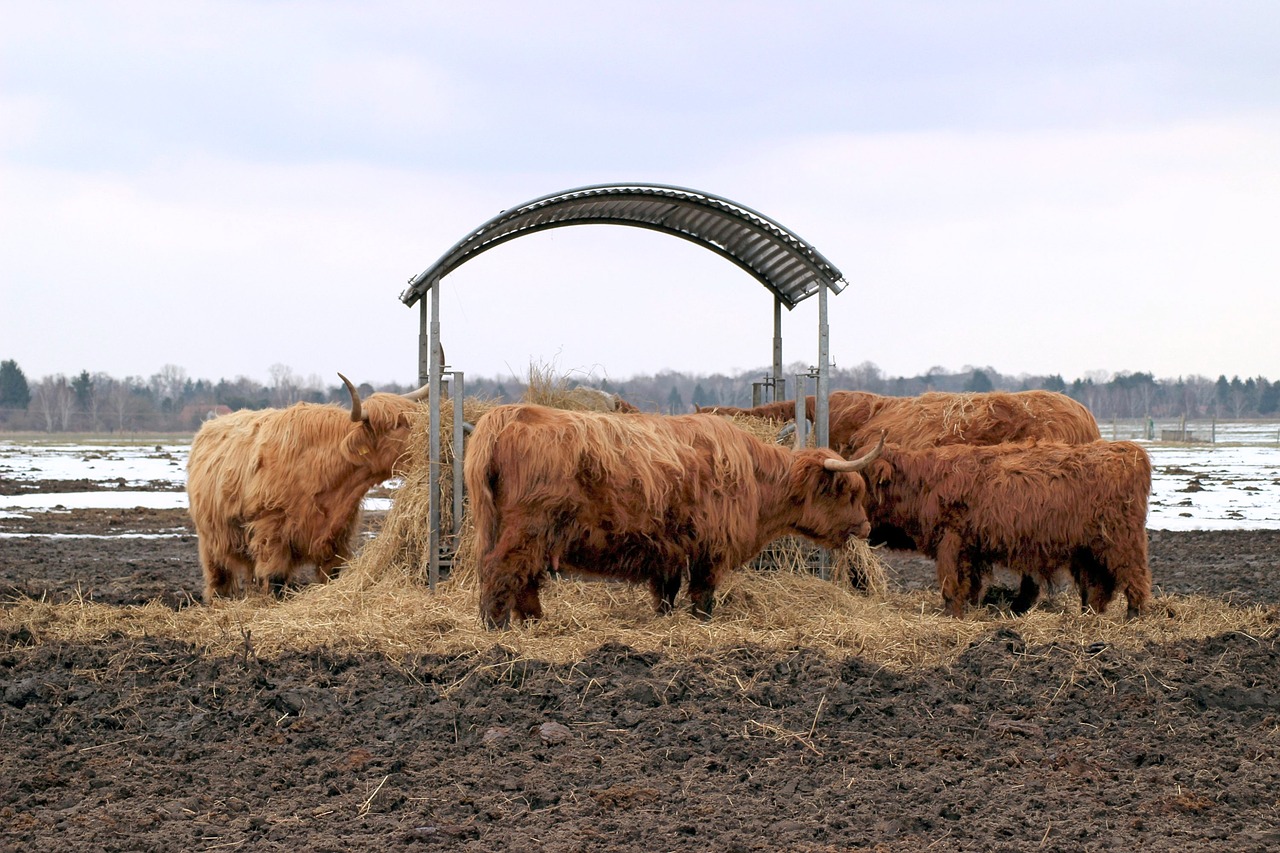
[3,492,1280,851]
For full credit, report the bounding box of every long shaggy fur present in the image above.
[864,440,1152,618]
[696,390,1099,456]
[829,390,1102,456]
[464,403,875,628]
[187,394,423,600]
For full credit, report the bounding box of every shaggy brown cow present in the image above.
[697,390,1102,597]
[860,439,1152,618]
[464,404,885,629]
[826,390,1101,457]
[695,390,1099,455]
[188,374,427,601]
[694,399,814,422]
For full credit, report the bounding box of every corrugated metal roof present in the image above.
[400,183,846,310]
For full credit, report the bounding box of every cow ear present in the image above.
[340,421,377,463]
[867,459,892,503]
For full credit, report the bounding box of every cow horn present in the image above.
[338,373,363,422]
[823,430,886,473]
[402,381,431,402]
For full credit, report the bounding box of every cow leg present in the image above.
[649,571,682,615]
[1072,550,1117,614]
[316,516,361,584]
[687,561,716,620]
[1009,574,1042,616]
[1109,537,1152,620]
[249,532,293,598]
[479,534,546,629]
[935,531,970,618]
[966,552,996,607]
[199,538,234,601]
[513,574,545,623]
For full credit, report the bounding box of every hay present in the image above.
[6,575,1274,674]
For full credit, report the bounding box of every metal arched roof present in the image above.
[400,183,846,310]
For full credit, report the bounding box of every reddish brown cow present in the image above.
[860,440,1152,618]
[694,399,814,421]
[695,390,1099,455]
[188,374,426,601]
[827,390,1101,457]
[464,403,885,628]
[698,391,1102,596]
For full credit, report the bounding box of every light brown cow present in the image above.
[188,374,426,601]
[464,403,885,628]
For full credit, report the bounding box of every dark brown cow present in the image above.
[860,440,1152,618]
[464,404,885,628]
[188,374,427,601]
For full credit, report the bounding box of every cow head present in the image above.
[790,432,885,547]
[337,373,429,477]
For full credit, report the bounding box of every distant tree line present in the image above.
[1,358,1276,433]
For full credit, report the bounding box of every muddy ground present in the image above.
[3,488,1280,851]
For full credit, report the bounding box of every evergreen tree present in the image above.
[1259,379,1279,415]
[0,360,31,408]
[691,383,709,409]
[666,385,685,415]
[964,369,994,393]
[72,370,94,411]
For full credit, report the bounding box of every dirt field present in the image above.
[4,495,1280,851]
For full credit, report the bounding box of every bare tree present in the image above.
[268,363,302,407]
[31,375,74,432]
[149,364,188,410]
[105,377,143,432]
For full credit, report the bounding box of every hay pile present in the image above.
[7,577,1275,672]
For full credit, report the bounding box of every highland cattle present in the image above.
[464,403,884,628]
[188,374,427,601]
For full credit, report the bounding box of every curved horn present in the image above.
[402,381,431,402]
[337,372,363,422]
[822,430,886,473]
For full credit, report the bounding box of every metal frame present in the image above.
[403,184,847,583]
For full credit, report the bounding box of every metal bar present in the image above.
[816,281,830,449]
[793,373,808,450]
[418,299,430,388]
[815,281,831,581]
[773,297,785,403]
[451,371,465,540]
[427,281,442,591]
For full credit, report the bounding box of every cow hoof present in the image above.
[481,612,511,631]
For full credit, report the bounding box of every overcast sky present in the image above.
[3,1,1278,389]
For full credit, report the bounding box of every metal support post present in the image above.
[447,370,465,540]
[793,373,809,450]
[773,297,786,403]
[427,281,442,591]
[815,281,830,449]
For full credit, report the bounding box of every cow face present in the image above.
[789,453,874,548]
[337,373,427,478]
